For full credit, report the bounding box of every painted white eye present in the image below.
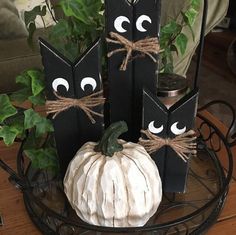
[136,15,152,32]
[81,77,97,91]
[148,121,164,134]
[171,122,186,135]
[114,16,130,33]
[52,78,69,92]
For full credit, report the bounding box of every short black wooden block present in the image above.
[142,88,199,193]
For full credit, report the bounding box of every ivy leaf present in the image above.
[28,93,46,106]
[160,21,182,48]
[23,129,42,150]
[24,6,47,26]
[160,20,182,36]
[184,7,199,26]
[24,148,59,173]
[191,0,201,9]
[0,126,21,146]
[24,5,47,45]
[0,95,17,123]
[27,22,37,45]
[60,0,102,25]
[10,88,32,103]
[27,70,45,96]
[35,118,54,138]
[175,33,188,55]
[24,109,42,129]
[3,111,25,140]
[24,109,54,137]
[16,73,31,87]
[49,19,71,39]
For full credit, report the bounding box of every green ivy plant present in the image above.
[0,0,200,173]
[24,0,200,67]
[0,70,58,173]
[159,0,201,73]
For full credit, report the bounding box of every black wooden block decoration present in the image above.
[133,0,161,141]
[105,0,161,141]
[105,0,133,140]
[39,38,104,176]
[142,88,199,193]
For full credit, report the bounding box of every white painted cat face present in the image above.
[52,77,98,93]
[148,121,186,136]
[114,14,152,33]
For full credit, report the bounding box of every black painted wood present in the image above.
[105,0,133,140]
[142,88,199,193]
[142,89,168,181]
[105,0,161,141]
[166,90,199,193]
[39,38,104,175]
[133,0,161,141]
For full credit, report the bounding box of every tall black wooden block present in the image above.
[133,0,161,141]
[40,38,104,175]
[105,0,133,140]
[142,88,199,193]
[105,0,161,141]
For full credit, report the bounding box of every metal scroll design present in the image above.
[198,100,236,147]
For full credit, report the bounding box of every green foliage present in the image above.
[24,109,54,138]
[0,95,17,123]
[24,5,47,44]
[25,148,59,173]
[10,69,45,106]
[24,0,200,70]
[175,33,188,55]
[60,0,102,25]
[52,0,104,61]
[159,0,201,73]
[0,126,22,146]
[0,69,58,173]
[23,0,105,61]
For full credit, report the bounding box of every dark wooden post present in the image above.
[40,38,104,175]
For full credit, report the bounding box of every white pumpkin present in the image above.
[64,121,162,227]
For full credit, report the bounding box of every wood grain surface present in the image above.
[0,111,235,235]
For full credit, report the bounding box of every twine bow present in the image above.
[106,32,161,71]
[139,129,197,162]
[46,91,105,124]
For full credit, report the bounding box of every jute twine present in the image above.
[46,90,105,124]
[106,32,161,71]
[139,129,197,162]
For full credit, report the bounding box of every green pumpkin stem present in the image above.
[94,121,128,157]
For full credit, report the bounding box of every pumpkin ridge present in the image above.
[117,152,130,226]
[125,148,161,217]
[96,156,107,225]
[81,154,102,206]
[71,152,100,209]
[124,153,150,192]
[65,150,98,206]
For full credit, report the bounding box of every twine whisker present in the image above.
[45,90,105,124]
[106,32,160,71]
[139,129,197,162]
